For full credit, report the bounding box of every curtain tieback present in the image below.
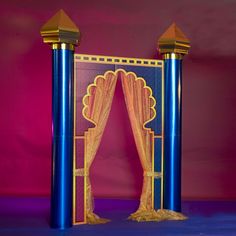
[144,171,162,179]
[74,168,89,177]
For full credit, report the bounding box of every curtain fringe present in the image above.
[128,209,187,222]
[86,212,111,224]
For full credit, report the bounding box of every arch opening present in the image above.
[90,74,143,218]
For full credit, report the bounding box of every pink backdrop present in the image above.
[1,0,236,200]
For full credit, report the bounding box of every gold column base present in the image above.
[128,209,187,222]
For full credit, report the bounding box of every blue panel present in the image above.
[163,58,182,212]
[75,62,115,89]
[51,49,73,229]
[154,138,162,173]
[76,61,115,71]
[154,179,161,209]
[154,138,162,209]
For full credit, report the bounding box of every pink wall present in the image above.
[1,0,236,200]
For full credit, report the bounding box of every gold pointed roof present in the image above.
[158,23,190,55]
[40,9,80,46]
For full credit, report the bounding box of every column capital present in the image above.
[158,23,190,56]
[40,9,80,49]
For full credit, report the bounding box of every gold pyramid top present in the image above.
[40,9,80,46]
[158,23,190,55]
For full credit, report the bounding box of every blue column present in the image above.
[51,46,74,229]
[163,53,182,212]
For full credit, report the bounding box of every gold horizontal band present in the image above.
[74,168,88,177]
[74,136,85,139]
[144,171,162,179]
[52,43,75,51]
[163,53,183,60]
[74,54,163,67]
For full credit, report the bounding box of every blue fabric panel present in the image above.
[154,138,162,173]
[154,138,162,209]
[154,178,162,209]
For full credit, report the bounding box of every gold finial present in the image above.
[158,23,190,55]
[40,9,80,47]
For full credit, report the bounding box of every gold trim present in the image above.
[74,54,163,68]
[154,135,162,139]
[163,53,183,60]
[73,221,87,226]
[74,136,85,139]
[74,168,89,177]
[73,60,76,225]
[151,131,154,209]
[84,133,87,223]
[73,137,76,224]
[161,57,164,210]
[52,43,75,51]
[144,170,162,179]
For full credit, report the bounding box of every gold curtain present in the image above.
[120,72,156,220]
[121,71,187,222]
[83,71,118,224]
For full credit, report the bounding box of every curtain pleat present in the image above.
[83,72,118,224]
[120,72,155,219]
[120,71,187,222]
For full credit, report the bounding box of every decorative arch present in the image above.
[81,69,158,223]
[82,69,156,129]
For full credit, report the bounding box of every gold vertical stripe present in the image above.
[152,131,155,209]
[161,60,164,209]
[73,139,75,224]
[73,59,76,224]
[84,133,87,223]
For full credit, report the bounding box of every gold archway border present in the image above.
[82,69,156,132]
